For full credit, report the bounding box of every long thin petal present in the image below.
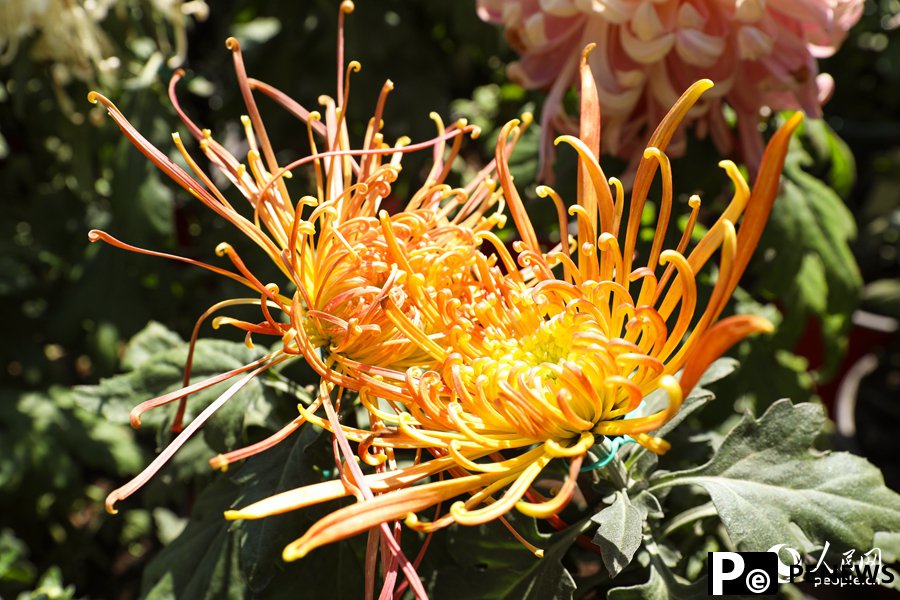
[282,472,502,560]
[678,315,774,397]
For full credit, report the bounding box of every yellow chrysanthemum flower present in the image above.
[226,46,802,561]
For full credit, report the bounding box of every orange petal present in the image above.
[678,314,774,397]
[726,113,803,297]
[282,472,502,560]
[495,119,540,254]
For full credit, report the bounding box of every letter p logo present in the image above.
[710,552,745,595]
[708,551,777,595]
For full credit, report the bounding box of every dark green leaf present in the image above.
[16,567,77,600]
[433,517,587,600]
[72,324,282,453]
[608,562,707,600]
[142,425,365,600]
[625,360,729,482]
[801,119,856,198]
[234,425,324,595]
[652,401,900,554]
[135,171,175,237]
[142,475,245,600]
[121,322,183,371]
[0,529,36,587]
[591,491,643,577]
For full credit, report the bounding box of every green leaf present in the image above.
[630,358,733,440]
[800,119,856,198]
[0,529,36,588]
[873,531,900,563]
[141,475,245,600]
[234,426,324,595]
[433,517,587,600]
[651,401,900,554]
[231,17,283,47]
[499,520,584,600]
[15,567,77,600]
[136,170,175,237]
[142,427,364,600]
[607,562,707,600]
[121,321,183,371]
[591,491,643,577]
[0,388,144,494]
[152,508,188,546]
[73,325,281,453]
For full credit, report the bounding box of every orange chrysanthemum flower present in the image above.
[89,4,522,552]
[225,47,802,561]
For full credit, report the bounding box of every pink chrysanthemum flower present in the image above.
[477,0,861,176]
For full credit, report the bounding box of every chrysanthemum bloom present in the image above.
[89,2,523,547]
[226,47,802,561]
[476,0,859,177]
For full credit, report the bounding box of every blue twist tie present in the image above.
[580,437,637,472]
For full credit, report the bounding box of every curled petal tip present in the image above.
[225,37,240,50]
[87,229,102,242]
[520,111,533,126]
[348,60,361,73]
[105,496,119,515]
[502,117,522,131]
[87,91,101,104]
[581,42,597,60]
